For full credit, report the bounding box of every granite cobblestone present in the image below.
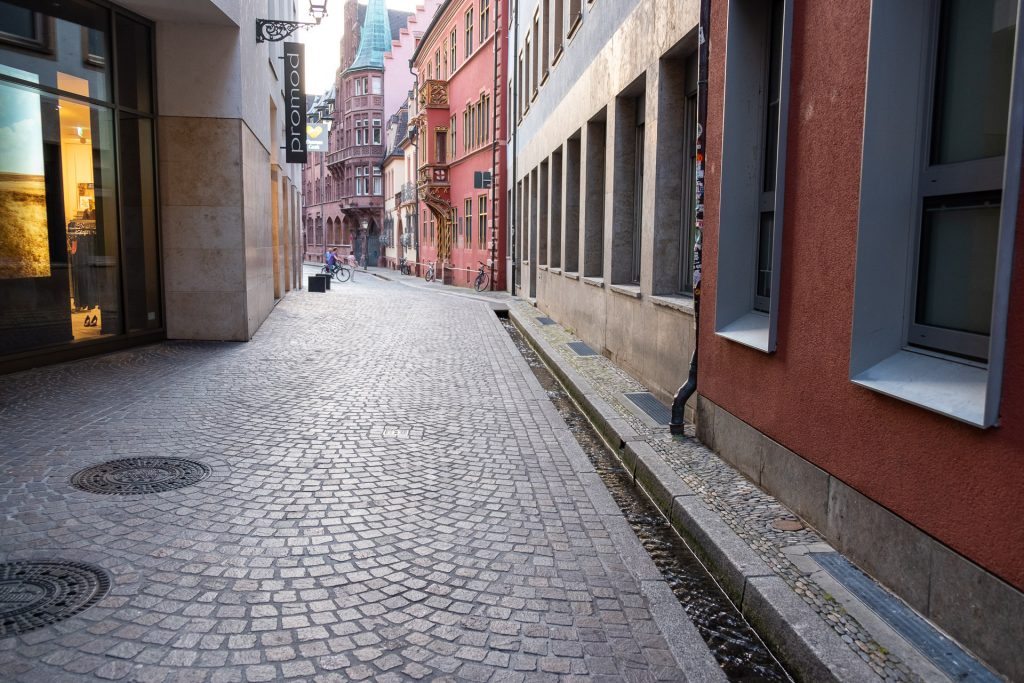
[0,272,703,681]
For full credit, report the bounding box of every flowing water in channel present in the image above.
[502,318,792,682]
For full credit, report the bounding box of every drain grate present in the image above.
[566,341,597,357]
[72,457,211,495]
[536,317,556,325]
[624,392,672,425]
[811,553,999,682]
[0,561,110,637]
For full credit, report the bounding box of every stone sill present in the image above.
[650,294,696,315]
[582,276,604,288]
[563,271,580,280]
[609,283,641,299]
[549,267,562,275]
[538,265,548,271]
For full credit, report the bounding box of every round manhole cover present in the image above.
[771,517,805,532]
[71,457,211,495]
[0,561,110,637]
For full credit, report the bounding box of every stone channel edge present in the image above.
[506,307,880,683]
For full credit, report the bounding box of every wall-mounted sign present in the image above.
[306,119,330,152]
[283,42,306,164]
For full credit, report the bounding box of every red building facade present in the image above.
[411,0,508,289]
[699,1,1024,678]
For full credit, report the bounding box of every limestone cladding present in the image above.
[117,0,304,341]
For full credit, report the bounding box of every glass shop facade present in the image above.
[0,0,160,371]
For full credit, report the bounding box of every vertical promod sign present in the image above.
[284,42,306,164]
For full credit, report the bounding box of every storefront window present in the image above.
[0,0,159,360]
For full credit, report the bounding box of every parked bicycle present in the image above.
[399,257,412,276]
[321,261,352,283]
[474,261,490,292]
[424,261,436,282]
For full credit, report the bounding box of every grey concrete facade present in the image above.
[509,0,701,410]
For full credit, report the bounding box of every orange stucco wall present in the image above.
[700,0,1024,590]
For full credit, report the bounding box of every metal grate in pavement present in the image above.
[566,341,597,357]
[810,553,999,683]
[537,317,556,325]
[72,457,212,495]
[625,392,672,425]
[0,561,110,637]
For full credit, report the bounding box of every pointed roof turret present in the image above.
[347,0,393,72]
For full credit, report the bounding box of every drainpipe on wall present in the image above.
[669,0,710,435]
[509,0,520,294]
[409,66,421,272]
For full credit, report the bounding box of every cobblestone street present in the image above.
[0,273,720,682]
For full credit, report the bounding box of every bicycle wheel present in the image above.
[425,269,433,282]
[335,266,351,283]
[474,272,489,292]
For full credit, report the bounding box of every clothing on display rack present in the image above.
[68,220,98,311]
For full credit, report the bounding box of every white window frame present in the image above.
[714,0,793,352]
[850,0,1024,428]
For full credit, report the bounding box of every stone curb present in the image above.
[478,304,726,682]
[509,307,881,683]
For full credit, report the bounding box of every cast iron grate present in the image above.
[811,553,999,682]
[566,341,598,357]
[71,457,211,495]
[536,317,556,325]
[624,392,672,425]
[0,561,110,637]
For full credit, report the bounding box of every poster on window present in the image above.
[0,71,50,279]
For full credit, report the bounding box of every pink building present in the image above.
[411,0,508,289]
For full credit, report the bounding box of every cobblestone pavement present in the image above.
[0,271,714,682]
[509,303,920,683]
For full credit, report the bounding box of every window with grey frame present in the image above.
[678,91,698,294]
[754,0,784,313]
[631,97,644,285]
[907,0,1015,362]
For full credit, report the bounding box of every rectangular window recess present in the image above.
[851,350,987,427]
[624,392,671,425]
[609,283,641,299]
[536,317,556,325]
[810,552,1000,683]
[716,311,771,352]
[567,341,598,356]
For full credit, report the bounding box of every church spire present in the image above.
[348,0,393,71]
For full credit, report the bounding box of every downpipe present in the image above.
[669,0,710,436]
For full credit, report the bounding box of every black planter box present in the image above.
[308,275,326,292]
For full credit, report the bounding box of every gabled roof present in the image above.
[384,104,410,159]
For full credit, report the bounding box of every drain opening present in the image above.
[0,561,110,637]
[72,457,211,495]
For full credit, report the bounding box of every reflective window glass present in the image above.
[0,80,121,354]
[0,0,110,102]
[119,114,160,331]
[115,14,151,112]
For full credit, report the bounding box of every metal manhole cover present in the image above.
[71,457,211,495]
[0,561,110,637]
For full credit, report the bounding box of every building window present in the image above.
[450,29,457,70]
[435,129,446,164]
[371,76,381,94]
[542,0,550,76]
[564,133,581,273]
[715,0,792,352]
[479,195,488,248]
[450,115,457,158]
[465,9,474,56]
[481,0,491,38]
[532,15,539,95]
[355,167,365,195]
[372,118,381,145]
[554,0,564,56]
[583,115,606,278]
[442,43,448,77]
[850,0,1022,428]
[373,167,382,196]
[568,0,582,35]
[465,198,473,245]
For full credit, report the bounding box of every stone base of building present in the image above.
[695,395,1024,681]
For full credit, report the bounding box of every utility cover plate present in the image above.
[624,392,672,425]
[810,552,999,682]
[0,561,110,637]
[72,457,212,495]
[536,317,556,326]
[567,341,597,357]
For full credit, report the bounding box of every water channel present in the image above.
[501,317,792,682]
